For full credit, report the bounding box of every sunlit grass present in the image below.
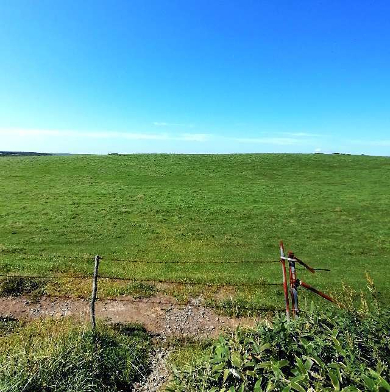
[0,318,151,391]
[0,154,389,309]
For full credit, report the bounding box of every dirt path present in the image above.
[0,295,257,338]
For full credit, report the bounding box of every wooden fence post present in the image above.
[280,242,290,320]
[90,255,101,330]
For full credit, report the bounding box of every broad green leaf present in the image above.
[253,342,271,354]
[290,375,306,383]
[223,368,230,383]
[362,375,375,390]
[295,357,308,377]
[231,352,242,368]
[256,361,272,369]
[311,354,326,369]
[330,336,345,356]
[260,343,271,352]
[328,369,340,391]
[290,382,306,392]
[212,363,225,372]
[304,358,313,371]
[266,380,275,392]
[278,359,289,368]
[253,378,263,392]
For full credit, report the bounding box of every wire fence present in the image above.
[0,247,337,327]
[0,256,316,288]
[0,273,280,287]
[0,252,327,319]
[106,259,279,264]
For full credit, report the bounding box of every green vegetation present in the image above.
[0,154,389,308]
[169,307,390,391]
[0,276,45,297]
[1,154,389,390]
[105,281,158,298]
[0,318,150,392]
[0,317,20,336]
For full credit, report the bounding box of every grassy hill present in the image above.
[0,153,389,308]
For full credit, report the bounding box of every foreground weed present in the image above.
[169,307,390,391]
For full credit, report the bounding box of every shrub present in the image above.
[0,319,151,392]
[169,307,390,391]
[0,276,45,297]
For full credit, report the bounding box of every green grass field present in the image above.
[1,154,389,309]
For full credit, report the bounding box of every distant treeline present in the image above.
[0,151,71,157]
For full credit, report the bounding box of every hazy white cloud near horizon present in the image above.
[0,128,211,142]
[0,128,315,145]
[0,128,388,155]
[233,137,303,145]
[152,122,195,128]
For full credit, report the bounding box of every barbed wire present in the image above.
[2,251,279,265]
[0,274,280,287]
[106,259,278,264]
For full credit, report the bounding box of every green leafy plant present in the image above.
[169,308,390,391]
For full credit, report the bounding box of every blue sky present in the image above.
[1,0,389,155]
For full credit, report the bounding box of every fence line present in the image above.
[108,259,278,264]
[5,257,278,264]
[0,274,280,287]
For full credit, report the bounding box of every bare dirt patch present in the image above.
[0,294,257,338]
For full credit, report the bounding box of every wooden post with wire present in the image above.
[279,242,290,320]
[90,255,101,330]
[279,242,334,318]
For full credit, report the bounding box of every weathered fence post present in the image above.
[90,255,101,330]
[279,242,335,319]
[280,241,290,320]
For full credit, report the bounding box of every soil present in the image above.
[132,347,171,392]
[0,294,257,338]
[0,294,259,391]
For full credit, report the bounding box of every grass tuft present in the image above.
[0,317,20,336]
[0,319,151,392]
[0,277,46,297]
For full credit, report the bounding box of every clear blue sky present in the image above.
[1,0,389,155]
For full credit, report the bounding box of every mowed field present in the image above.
[0,154,389,309]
